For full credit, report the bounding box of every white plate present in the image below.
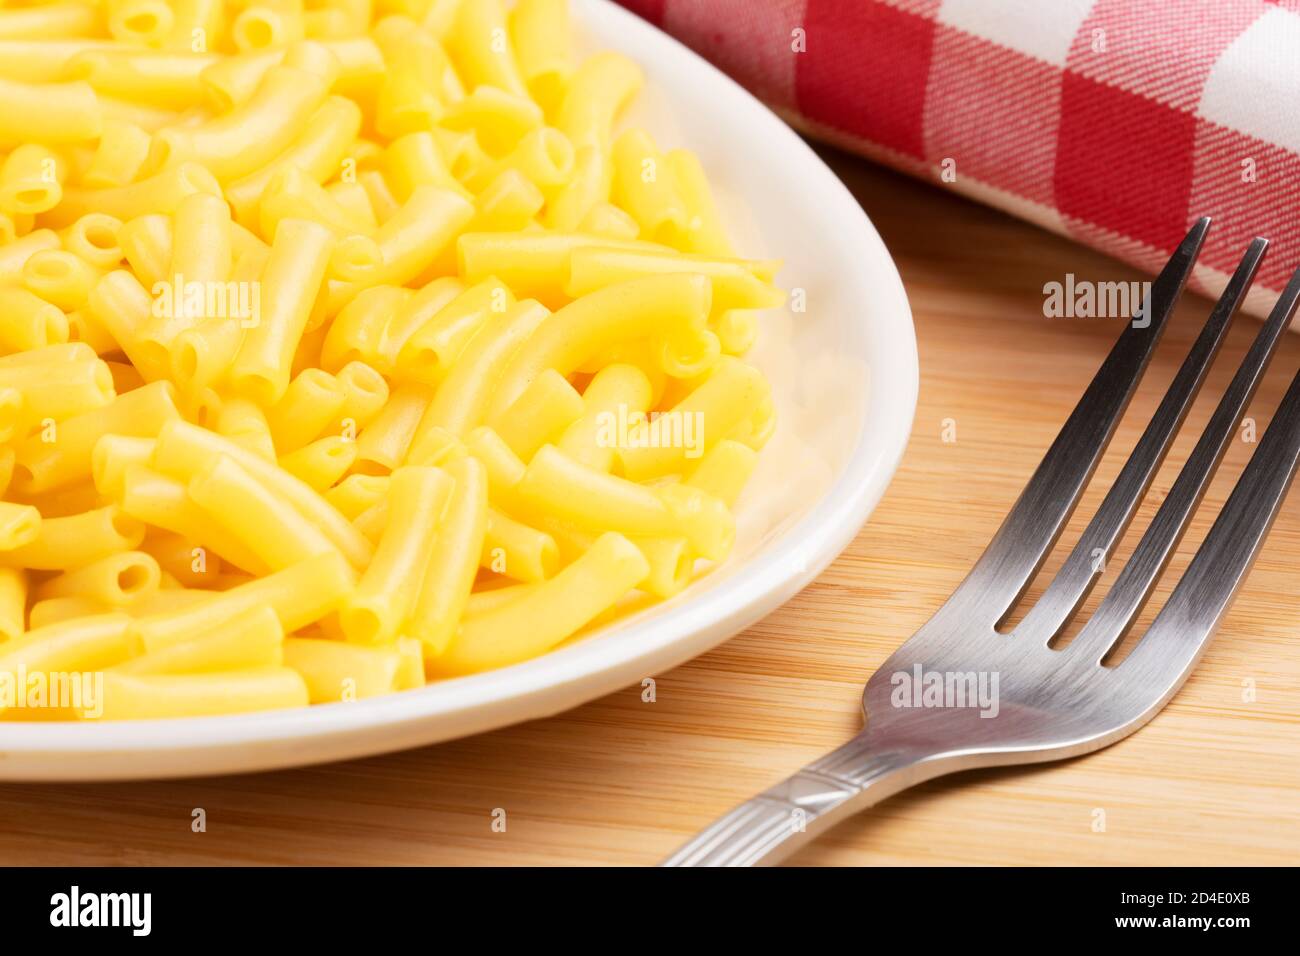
[0,0,918,780]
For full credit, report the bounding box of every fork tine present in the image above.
[1013,238,1267,644]
[940,218,1209,627]
[1070,260,1300,664]
[1114,265,1300,676]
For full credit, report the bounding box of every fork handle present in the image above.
[661,734,940,866]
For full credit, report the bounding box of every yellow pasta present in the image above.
[187,454,344,571]
[117,213,172,287]
[686,439,759,509]
[0,144,66,216]
[115,605,284,675]
[0,0,785,717]
[465,168,545,234]
[28,596,111,631]
[408,456,486,653]
[152,52,332,183]
[45,161,222,228]
[103,360,146,391]
[83,120,153,189]
[325,181,379,233]
[325,473,389,519]
[1,505,145,571]
[556,52,643,152]
[356,168,401,223]
[666,148,734,257]
[106,1,176,48]
[283,636,401,703]
[333,360,390,433]
[0,614,138,718]
[133,551,355,650]
[373,11,462,125]
[611,128,690,245]
[67,49,219,111]
[12,380,179,495]
[555,362,653,473]
[59,212,126,269]
[394,635,425,689]
[456,231,664,308]
[167,0,227,54]
[340,464,452,644]
[266,368,346,452]
[486,273,712,419]
[355,382,433,472]
[616,357,770,481]
[259,163,370,240]
[231,5,304,53]
[0,229,60,283]
[173,191,234,286]
[152,420,373,567]
[445,0,528,100]
[0,565,26,642]
[567,247,785,312]
[578,200,647,237]
[516,445,734,562]
[390,276,511,383]
[116,463,268,574]
[493,367,584,462]
[482,507,558,584]
[33,550,161,608]
[95,668,308,720]
[413,299,550,439]
[431,532,648,676]
[229,216,335,404]
[466,127,574,198]
[0,76,102,146]
[0,286,69,353]
[278,435,357,490]
[0,446,14,499]
[510,0,573,115]
[544,145,609,232]
[321,284,411,371]
[382,131,467,204]
[0,502,41,553]
[23,248,104,311]
[137,528,222,588]
[324,185,473,306]
[213,396,276,459]
[0,38,114,82]
[224,95,362,224]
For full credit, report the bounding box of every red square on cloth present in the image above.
[923,26,1063,207]
[1188,121,1300,294]
[618,0,666,25]
[796,0,939,160]
[1054,72,1198,252]
[662,0,807,109]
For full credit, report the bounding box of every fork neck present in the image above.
[662,734,942,866]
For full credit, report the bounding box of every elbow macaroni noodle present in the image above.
[0,0,784,721]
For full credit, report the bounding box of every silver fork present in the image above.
[664,218,1300,867]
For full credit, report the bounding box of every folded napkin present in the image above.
[617,0,1300,318]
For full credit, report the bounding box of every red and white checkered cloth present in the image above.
[616,0,1300,318]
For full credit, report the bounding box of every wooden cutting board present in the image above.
[2,150,1297,866]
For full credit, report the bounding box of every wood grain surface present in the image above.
[2,149,1298,867]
